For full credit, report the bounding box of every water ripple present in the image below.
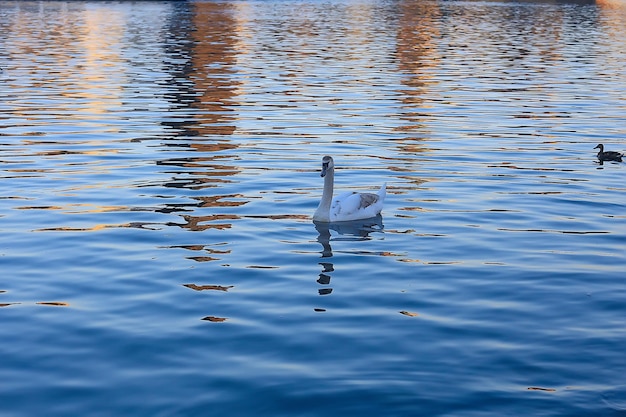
[1,0,625,416]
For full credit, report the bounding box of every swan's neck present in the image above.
[314,168,334,222]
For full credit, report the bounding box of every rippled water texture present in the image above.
[1,0,625,415]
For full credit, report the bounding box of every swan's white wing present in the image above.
[330,191,381,221]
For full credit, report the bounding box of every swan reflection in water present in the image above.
[313,215,384,299]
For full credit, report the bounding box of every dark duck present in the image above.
[594,144,623,162]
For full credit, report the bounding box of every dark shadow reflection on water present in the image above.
[313,216,384,298]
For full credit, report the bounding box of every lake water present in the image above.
[1,0,625,415]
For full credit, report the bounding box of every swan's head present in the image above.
[594,144,604,151]
[320,156,334,177]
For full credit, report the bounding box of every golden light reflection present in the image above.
[596,0,626,75]
[5,3,128,120]
[396,0,440,117]
[16,203,136,213]
[34,222,159,232]
[596,0,626,8]
[34,225,117,232]
[70,7,126,115]
[160,2,240,137]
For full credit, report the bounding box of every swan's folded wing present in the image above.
[331,192,379,217]
[358,192,379,209]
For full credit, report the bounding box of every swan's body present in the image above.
[313,156,385,223]
[595,144,623,162]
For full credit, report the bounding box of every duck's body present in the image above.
[595,144,623,162]
[313,156,385,223]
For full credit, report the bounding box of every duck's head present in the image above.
[320,156,334,177]
[594,144,604,151]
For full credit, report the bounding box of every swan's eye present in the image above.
[322,162,329,169]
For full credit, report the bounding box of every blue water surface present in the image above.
[1,0,625,416]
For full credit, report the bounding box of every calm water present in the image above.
[1,0,625,415]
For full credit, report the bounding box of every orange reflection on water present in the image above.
[194,194,247,208]
[5,3,130,120]
[170,2,241,136]
[201,316,227,322]
[16,203,137,214]
[67,7,126,115]
[156,2,245,230]
[33,222,160,232]
[174,214,239,232]
[596,0,626,8]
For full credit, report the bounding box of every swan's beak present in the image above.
[320,163,328,177]
[594,145,601,150]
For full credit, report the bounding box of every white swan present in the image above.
[313,156,386,223]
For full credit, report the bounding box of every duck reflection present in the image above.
[314,216,384,297]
